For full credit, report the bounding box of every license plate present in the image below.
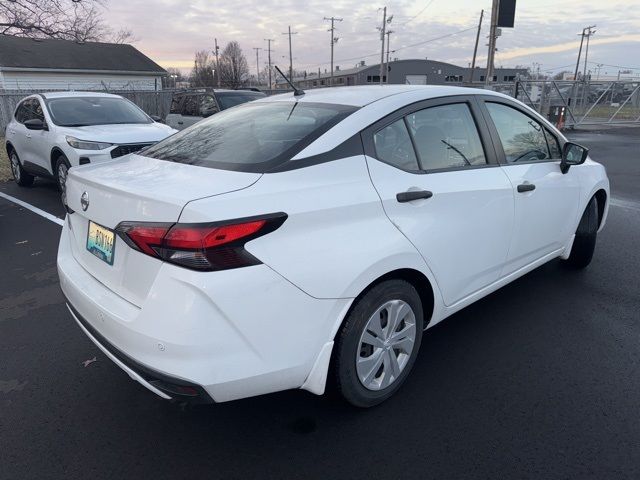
[86,221,116,265]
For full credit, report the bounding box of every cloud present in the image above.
[103,0,640,74]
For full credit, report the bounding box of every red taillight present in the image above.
[116,213,286,271]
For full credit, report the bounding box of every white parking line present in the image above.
[0,191,64,226]
[610,197,640,213]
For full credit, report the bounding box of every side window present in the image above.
[18,99,44,123]
[170,94,183,114]
[373,118,420,171]
[543,128,561,158]
[406,103,486,170]
[200,95,219,117]
[486,102,551,163]
[31,99,45,122]
[14,101,28,123]
[182,95,200,116]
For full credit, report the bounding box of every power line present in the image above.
[396,0,436,26]
[297,25,477,71]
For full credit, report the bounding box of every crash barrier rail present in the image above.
[0,89,173,132]
[481,80,640,129]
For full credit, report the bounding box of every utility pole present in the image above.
[281,26,298,81]
[573,26,595,81]
[264,38,274,89]
[252,47,261,86]
[214,38,221,87]
[379,7,387,86]
[469,9,484,83]
[385,30,393,81]
[583,26,596,79]
[324,16,343,87]
[485,0,499,85]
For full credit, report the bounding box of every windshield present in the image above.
[142,101,357,172]
[216,92,266,110]
[46,97,151,127]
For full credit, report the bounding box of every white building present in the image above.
[0,35,166,91]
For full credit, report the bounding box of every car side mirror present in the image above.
[24,118,47,131]
[150,115,165,123]
[560,141,588,174]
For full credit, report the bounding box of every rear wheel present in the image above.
[565,196,599,269]
[55,155,71,193]
[9,149,35,187]
[333,279,423,407]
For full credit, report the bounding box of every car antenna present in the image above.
[274,66,305,96]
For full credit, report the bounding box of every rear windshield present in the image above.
[46,97,151,127]
[216,91,266,110]
[142,101,357,172]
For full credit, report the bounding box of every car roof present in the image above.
[256,85,507,107]
[38,91,124,100]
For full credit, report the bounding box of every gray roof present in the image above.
[0,35,166,74]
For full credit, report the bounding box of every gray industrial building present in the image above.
[276,59,527,89]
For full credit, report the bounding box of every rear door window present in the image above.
[406,103,486,170]
[373,119,420,171]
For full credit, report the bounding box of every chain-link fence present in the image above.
[484,80,640,128]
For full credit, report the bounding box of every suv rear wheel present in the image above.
[9,149,35,187]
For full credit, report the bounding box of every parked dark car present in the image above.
[166,89,267,130]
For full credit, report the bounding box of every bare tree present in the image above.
[190,50,216,87]
[110,28,138,44]
[219,41,249,89]
[0,0,137,43]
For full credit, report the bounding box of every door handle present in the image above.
[517,183,536,193]
[396,190,433,203]
[25,134,32,139]
[177,121,184,125]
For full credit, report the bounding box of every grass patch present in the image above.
[0,137,11,182]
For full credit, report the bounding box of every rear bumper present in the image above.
[57,219,351,402]
[67,301,213,403]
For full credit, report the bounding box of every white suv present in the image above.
[58,86,609,407]
[5,92,176,191]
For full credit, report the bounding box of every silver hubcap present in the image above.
[58,163,68,191]
[356,299,417,391]
[10,153,20,181]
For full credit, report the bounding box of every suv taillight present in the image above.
[115,213,287,271]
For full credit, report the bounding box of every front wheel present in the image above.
[9,150,35,187]
[55,155,71,193]
[565,196,599,269]
[333,279,424,407]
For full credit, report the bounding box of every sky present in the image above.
[104,0,640,78]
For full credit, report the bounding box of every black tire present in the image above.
[54,154,71,193]
[333,279,424,408]
[8,149,35,187]
[565,196,599,269]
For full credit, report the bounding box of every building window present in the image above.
[338,77,345,84]
[321,80,325,85]
[445,75,463,82]
[366,75,387,83]
[479,75,497,82]
[503,75,515,82]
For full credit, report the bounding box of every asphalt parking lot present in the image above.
[1,126,639,479]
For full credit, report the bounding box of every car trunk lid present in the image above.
[64,154,261,306]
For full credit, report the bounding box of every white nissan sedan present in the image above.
[58,86,609,407]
